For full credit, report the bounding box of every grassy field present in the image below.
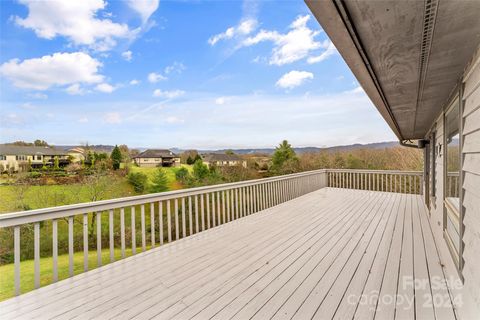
[0,245,152,301]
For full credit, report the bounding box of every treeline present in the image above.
[266,140,423,176]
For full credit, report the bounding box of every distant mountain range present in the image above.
[56,141,400,155]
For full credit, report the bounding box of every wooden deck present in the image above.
[0,188,458,320]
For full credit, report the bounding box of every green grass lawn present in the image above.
[0,180,135,213]
[0,245,152,301]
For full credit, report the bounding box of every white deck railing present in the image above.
[327,169,423,194]
[0,169,327,296]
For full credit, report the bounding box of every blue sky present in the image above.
[0,0,396,149]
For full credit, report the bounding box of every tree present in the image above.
[192,159,209,180]
[150,168,169,193]
[110,145,122,170]
[186,156,194,165]
[194,154,202,163]
[33,139,49,147]
[128,172,148,193]
[271,140,298,173]
[53,156,60,171]
[175,167,190,182]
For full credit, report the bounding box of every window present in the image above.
[444,97,461,261]
[0,155,5,160]
[15,155,27,161]
[36,155,42,160]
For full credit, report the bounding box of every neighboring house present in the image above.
[133,149,180,167]
[0,145,70,172]
[67,147,86,163]
[202,153,247,168]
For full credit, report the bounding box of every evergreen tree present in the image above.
[150,168,169,193]
[186,156,194,165]
[271,140,298,173]
[192,159,209,180]
[194,154,202,163]
[110,145,122,170]
[53,156,60,171]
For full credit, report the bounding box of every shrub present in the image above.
[150,168,169,193]
[110,145,122,170]
[175,167,190,182]
[128,172,148,193]
[29,171,42,179]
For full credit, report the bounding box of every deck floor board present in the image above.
[0,188,457,320]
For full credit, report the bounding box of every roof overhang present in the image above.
[306,0,480,140]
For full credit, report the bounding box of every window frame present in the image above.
[442,91,464,274]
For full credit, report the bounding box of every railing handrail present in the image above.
[0,169,326,227]
[325,169,422,175]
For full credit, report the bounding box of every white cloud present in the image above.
[129,79,140,85]
[78,116,89,123]
[208,18,257,45]
[95,83,116,93]
[104,112,122,124]
[148,72,167,83]
[345,86,365,94]
[0,52,103,90]
[153,89,185,98]
[242,15,325,65]
[276,70,314,89]
[122,50,133,61]
[66,83,84,95]
[164,62,186,75]
[215,96,231,105]
[14,0,133,51]
[307,41,337,64]
[165,116,184,124]
[126,0,159,24]
[28,92,48,99]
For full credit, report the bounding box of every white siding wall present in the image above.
[461,52,480,317]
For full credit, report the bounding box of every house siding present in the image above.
[461,51,480,317]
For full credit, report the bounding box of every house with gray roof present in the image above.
[0,144,70,172]
[202,153,247,168]
[133,149,180,167]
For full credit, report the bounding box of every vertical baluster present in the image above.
[68,216,74,277]
[414,176,417,194]
[234,188,238,219]
[206,193,211,228]
[200,194,205,230]
[222,191,226,223]
[159,202,164,245]
[14,226,20,295]
[34,222,40,288]
[83,213,88,271]
[226,191,231,222]
[109,209,114,262]
[409,176,412,194]
[182,197,186,237]
[131,206,136,254]
[96,212,102,266]
[150,203,155,248]
[239,188,243,217]
[53,219,58,282]
[242,187,246,216]
[188,197,193,235]
[212,193,216,227]
[195,196,199,232]
[175,198,179,240]
[167,200,172,242]
[216,191,221,225]
[120,208,126,258]
[141,205,146,251]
